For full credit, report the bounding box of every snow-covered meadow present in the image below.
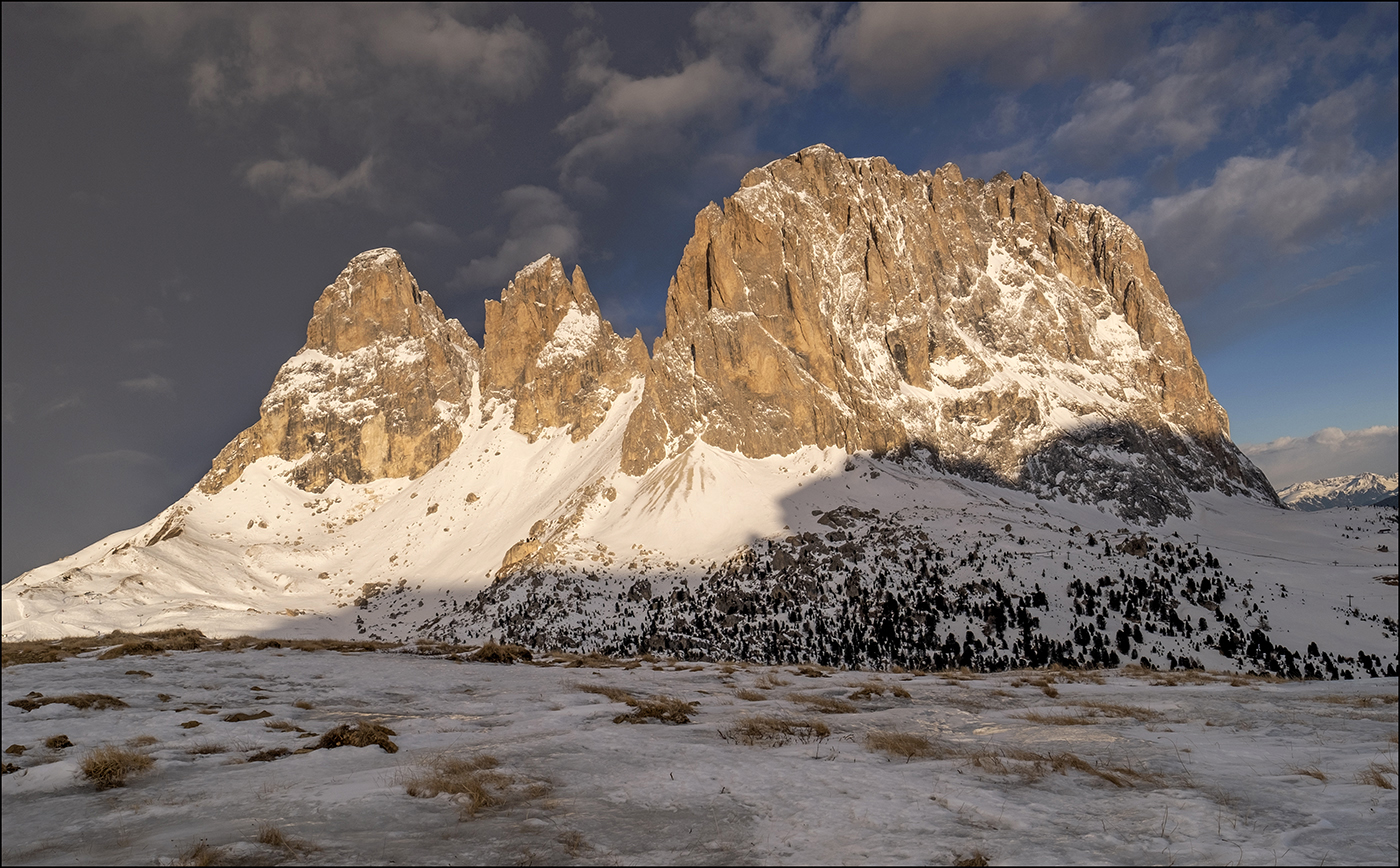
[3,642,1396,865]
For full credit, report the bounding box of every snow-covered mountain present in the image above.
[1279,473,1399,511]
[5,146,1395,680]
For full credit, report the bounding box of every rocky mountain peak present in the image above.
[482,255,648,442]
[304,248,445,354]
[198,248,478,494]
[622,144,1275,521]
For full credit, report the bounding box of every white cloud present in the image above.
[119,374,175,398]
[1047,176,1138,215]
[828,2,1156,93]
[557,41,777,191]
[692,3,831,89]
[453,187,581,292]
[1242,425,1399,489]
[1128,147,1398,302]
[244,156,375,208]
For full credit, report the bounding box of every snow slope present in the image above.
[2,647,1396,865]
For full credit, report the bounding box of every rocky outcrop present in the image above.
[199,248,479,494]
[481,256,648,442]
[622,144,1276,519]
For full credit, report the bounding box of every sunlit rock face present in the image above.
[199,248,480,494]
[621,144,1275,521]
[481,256,649,443]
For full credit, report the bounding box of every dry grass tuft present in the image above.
[8,693,127,712]
[613,696,697,724]
[559,829,591,857]
[735,688,767,702]
[179,720,202,729]
[1017,701,1162,726]
[470,641,533,664]
[126,735,159,748]
[558,650,639,669]
[256,823,318,855]
[314,721,399,753]
[263,719,301,732]
[293,698,315,710]
[865,731,943,761]
[788,693,858,714]
[80,744,154,790]
[45,734,74,750]
[125,669,153,678]
[175,839,225,867]
[222,710,273,723]
[1355,759,1397,789]
[1288,765,1327,781]
[574,683,636,704]
[1315,693,1399,708]
[186,741,229,755]
[792,665,832,678]
[720,715,830,747]
[400,752,550,819]
[247,747,291,763]
[1051,752,1126,787]
[754,672,790,690]
[848,680,912,701]
[952,850,990,866]
[5,744,26,756]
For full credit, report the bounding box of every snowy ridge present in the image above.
[1279,473,1399,511]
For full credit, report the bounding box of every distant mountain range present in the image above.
[1278,473,1399,511]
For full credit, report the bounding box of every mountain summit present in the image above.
[621,145,1273,520]
[15,146,1379,683]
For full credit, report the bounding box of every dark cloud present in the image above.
[453,186,582,293]
[828,2,1157,94]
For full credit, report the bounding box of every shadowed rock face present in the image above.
[621,144,1275,518]
[198,249,480,494]
[481,256,649,442]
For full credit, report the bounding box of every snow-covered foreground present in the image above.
[3,646,1396,865]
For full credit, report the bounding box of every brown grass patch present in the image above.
[735,688,767,701]
[256,823,319,855]
[126,735,159,748]
[98,640,166,660]
[848,680,912,701]
[470,641,533,664]
[754,672,790,690]
[865,731,944,761]
[1315,693,1399,708]
[80,744,154,790]
[1288,765,1327,781]
[559,830,591,857]
[557,650,639,669]
[1017,701,1162,726]
[8,693,127,712]
[45,734,74,750]
[293,699,315,710]
[400,752,549,819]
[788,693,858,714]
[313,721,398,753]
[222,710,273,722]
[952,850,990,866]
[247,747,290,763]
[179,720,202,729]
[185,741,229,755]
[125,669,153,678]
[175,839,225,867]
[613,696,697,724]
[719,715,830,746]
[5,744,26,756]
[792,665,832,678]
[263,719,299,732]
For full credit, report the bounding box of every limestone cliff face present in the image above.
[621,145,1275,520]
[481,256,648,442]
[199,248,479,494]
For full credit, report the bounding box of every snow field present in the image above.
[2,646,1396,865]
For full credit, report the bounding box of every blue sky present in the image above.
[3,2,1397,580]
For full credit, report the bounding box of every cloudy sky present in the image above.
[3,2,1397,580]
